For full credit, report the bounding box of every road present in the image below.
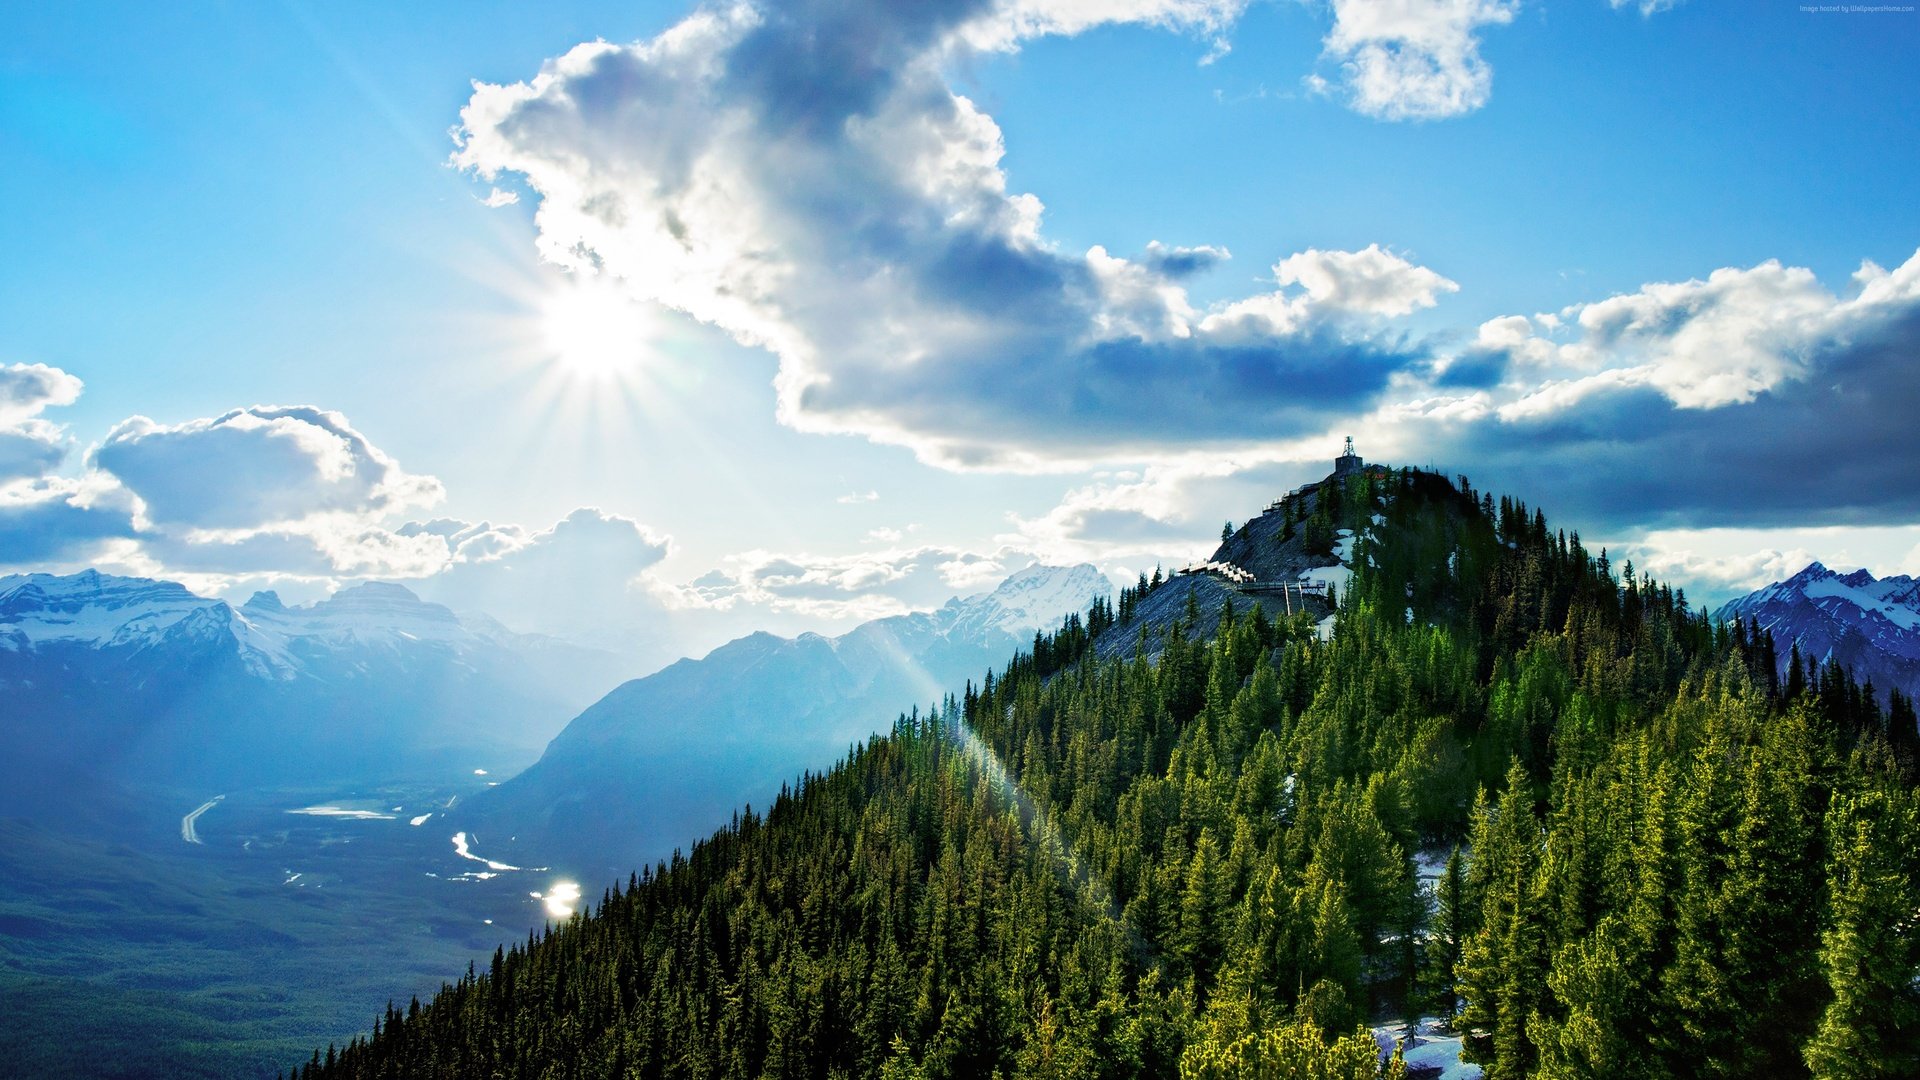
[180,795,225,844]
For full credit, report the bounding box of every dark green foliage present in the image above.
[300,468,1918,1080]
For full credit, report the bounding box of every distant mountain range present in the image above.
[0,571,633,808]
[457,563,1112,878]
[1715,561,1920,703]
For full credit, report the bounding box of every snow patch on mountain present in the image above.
[1798,570,1920,632]
[1298,528,1358,595]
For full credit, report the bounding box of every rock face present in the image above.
[0,571,633,803]
[461,564,1111,878]
[1715,561,1920,702]
[1091,472,1356,663]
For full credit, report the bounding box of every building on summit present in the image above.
[1333,436,1363,478]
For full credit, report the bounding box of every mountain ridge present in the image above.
[458,561,1112,877]
[0,570,637,803]
[1715,559,1920,702]
[304,463,1920,1080]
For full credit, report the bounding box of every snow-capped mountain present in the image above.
[943,562,1114,639]
[1714,561,1920,701]
[459,563,1111,877]
[0,571,636,801]
[2,573,513,676]
[1,569,231,649]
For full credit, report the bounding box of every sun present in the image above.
[539,277,654,381]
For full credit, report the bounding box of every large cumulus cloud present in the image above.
[94,406,443,529]
[668,543,1046,623]
[455,0,1461,470]
[0,363,83,420]
[0,364,133,565]
[0,480,139,566]
[995,247,1920,576]
[0,388,461,579]
[0,363,84,484]
[1378,249,1920,530]
[0,422,68,484]
[409,508,674,646]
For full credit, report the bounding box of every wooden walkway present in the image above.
[1177,563,1329,616]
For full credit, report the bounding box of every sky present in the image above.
[3,0,1918,669]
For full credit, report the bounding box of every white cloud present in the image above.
[0,363,84,422]
[1612,524,1920,609]
[1472,314,1553,363]
[974,0,1249,49]
[836,490,881,504]
[1002,449,1315,568]
[135,520,453,580]
[1365,247,1920,532]
[453,1,1450,471]
[411,507,674,651]
[0,477,138,568]
[0,421,68,484]
[969,244,1920,548]
[0,400,458,586]
[1142,241,1230,277]
[665,543,1044,624]
[480,186,519,207]
[1467,249,1920,414]
[1320,0,1519,121]
[1624,543,1818,610]
[1197,244,1457,345]
[93,405,443,529]
[1494,366,1651,421]
[1277,243,1460,315]
[0,363,85,483]
[1611,0,1681,15]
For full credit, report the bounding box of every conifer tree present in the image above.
[1805,788,1920,1078]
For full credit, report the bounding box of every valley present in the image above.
[0,563,1113,1077]
[0,766,560,1078]
[6,3,1913,1074]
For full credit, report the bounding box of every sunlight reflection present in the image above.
[535,880,583,919]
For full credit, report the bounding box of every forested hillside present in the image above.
[296,468,1920,1079]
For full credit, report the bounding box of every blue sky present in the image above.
[3,0,1918,665]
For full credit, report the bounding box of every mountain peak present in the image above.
[0,570,224,651]
[990,561,1103,596]
[328,581,425,605]
[972,563,1110,637]
[243,590,286,613]
[1717,558,1920,701]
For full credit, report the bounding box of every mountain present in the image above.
[305,465,1920,1080]
[1715,560,1920,703]
[0,571,634,806]
[457,563,1111,877]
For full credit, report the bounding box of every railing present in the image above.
[1177,560,1256,585]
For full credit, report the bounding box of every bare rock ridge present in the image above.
[1090,455,1385,663]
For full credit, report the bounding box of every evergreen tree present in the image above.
[291,468,1918,1080]
[1805,788,1920,1078]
